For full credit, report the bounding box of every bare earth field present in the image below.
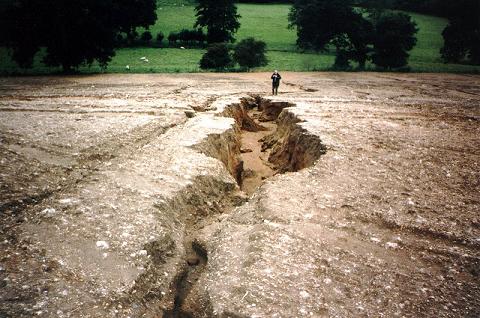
[0,72,479,317]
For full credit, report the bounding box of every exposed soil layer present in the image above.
[220,97,325,195]
[160,98,326,316]
[239,112,276,195]
[0,73,479,317]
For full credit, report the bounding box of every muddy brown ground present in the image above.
[240,109,276,195]
[0,73,479,317]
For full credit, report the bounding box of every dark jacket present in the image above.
[271,72,281,86]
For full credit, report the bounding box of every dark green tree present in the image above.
[168,32,179,46]
[332,34,354,69]
[288,0,356,50]
[114,0,157,36]
[342,12,374,69]
[156,32,165,46]
[393,0,447,16]
[289,0,373,69]
[200,43,233,69]
[194,0,241,43]
[0,0,157,71]
[233,37,268,70]
[140,31,153,45]
[372,12,418,69]
[440,0,480,64]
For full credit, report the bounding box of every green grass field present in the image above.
[1,2,479,74]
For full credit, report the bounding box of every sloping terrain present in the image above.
[0,73,479,317]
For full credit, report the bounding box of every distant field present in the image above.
[1,2,479,74]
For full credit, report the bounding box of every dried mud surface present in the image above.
[0,73,479,317]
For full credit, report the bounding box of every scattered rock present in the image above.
[186,256,200,266]
[41,208,57,217]
[96,241,109,249]
[385,242,399,249]
[185,110,196,118]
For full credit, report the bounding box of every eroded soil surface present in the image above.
[240,109,276,195]
[0,73,479,317]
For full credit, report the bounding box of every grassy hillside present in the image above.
[407,12,470,72]
[0,2,479,74]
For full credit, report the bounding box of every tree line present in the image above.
[0,0,478,72]
[289,0,418,70]
[0,0,157,71]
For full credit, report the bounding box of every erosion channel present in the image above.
[222,96,326,192]
[164,96,327,317]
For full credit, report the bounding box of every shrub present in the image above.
[168,32,178,45]
[140,31,152,45]
[195,29,206,46]
[178,29,193,43]
[200,43,233,70]
[156,32,164,45]
[125,30,139,47]
[233,37,268,70]
[171,29,206,47]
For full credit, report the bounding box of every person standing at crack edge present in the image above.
[271,70,282,95]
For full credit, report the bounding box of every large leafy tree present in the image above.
[289,0,418,69]
[114,0,157,35]
[114,0,157,45]
[372,12,418,69]
[289,0,374,68]
[342,12,374,69]
[440,0,480,65]
[194,0,241,44]
[288,0,357,51]
[0,0,157,72]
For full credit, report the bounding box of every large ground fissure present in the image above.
[163,97,327,317]
[225,96,326,194]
